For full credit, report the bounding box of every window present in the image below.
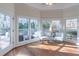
[66,19,77,41]
[66,19,77,30]
[51,20,63,41]
[18,17,29,42]
[42,19,51,36]
[30,19,39,39]
[0,13,11,50]
[51,20,62,32]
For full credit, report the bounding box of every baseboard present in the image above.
[2,38,40,56]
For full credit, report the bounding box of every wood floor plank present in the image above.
[5,41,79,56]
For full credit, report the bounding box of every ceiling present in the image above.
[26,3,79,10]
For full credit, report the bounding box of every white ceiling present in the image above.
[26,3,79,10]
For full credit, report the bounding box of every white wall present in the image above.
[15,3,40,18]
[0,3,15,56]
[63,5,79,18]
[40,9,63,18]
[0,3,15,16]
[40,5,79,19]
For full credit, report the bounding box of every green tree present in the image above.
[31,22,35,29]
[19,23,24,29]
[42,22,50,29]
[24,23,28,29]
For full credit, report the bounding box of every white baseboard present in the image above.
[0,38,40,56]
[15,38,40,47]
[0,44,14,56]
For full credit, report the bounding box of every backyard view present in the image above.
[41,19,63,41]
[31,19,39,39]
[66,19,77,42]
[42,19,51,36]
[0,13,11,50]
[18,17,29,42]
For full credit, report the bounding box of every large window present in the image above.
[0,13,11,50]
[18,17,40,41]
[66,19,77,30]
[42,19,51,36]
[18,17,29,42]
[66,19,77,42]
[51,20,62,32]
[30,19,39,39]
[51,20,63,41]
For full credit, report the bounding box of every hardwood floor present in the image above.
[5,41,79,56]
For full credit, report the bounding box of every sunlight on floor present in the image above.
[28,42,79,55]
[28,44,61,51]
[59,47,79,54]
[16,54,29,56]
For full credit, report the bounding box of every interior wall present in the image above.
[40,4,79,19]
[15,3,40,18]
[63,5,79,19]
[0,3,15,16]
[0,3,15,56]
[40,9,63,18]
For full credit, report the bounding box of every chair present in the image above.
[54,32,64,42]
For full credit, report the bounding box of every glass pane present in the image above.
[30,19,39,39]
[51,20,62,32]
[66,19,77,30]
[18,17,29,42]
[66,19,77,42]
[42,19,51,36]
[0,14,11,50]
[50,20,63,41]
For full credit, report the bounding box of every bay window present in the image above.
[18,17,29,42]
[0,13,11,50]
[65,19,77,42]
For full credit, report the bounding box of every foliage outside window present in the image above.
[42,20,50,30]
[19,18,28,29]
[19,22,28,29]
[18,17,29,42]
[30,19,39,39]
[66,19,77,40]
[42,22,50,29]
[31,22,35,29]
[66,31,77,36]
